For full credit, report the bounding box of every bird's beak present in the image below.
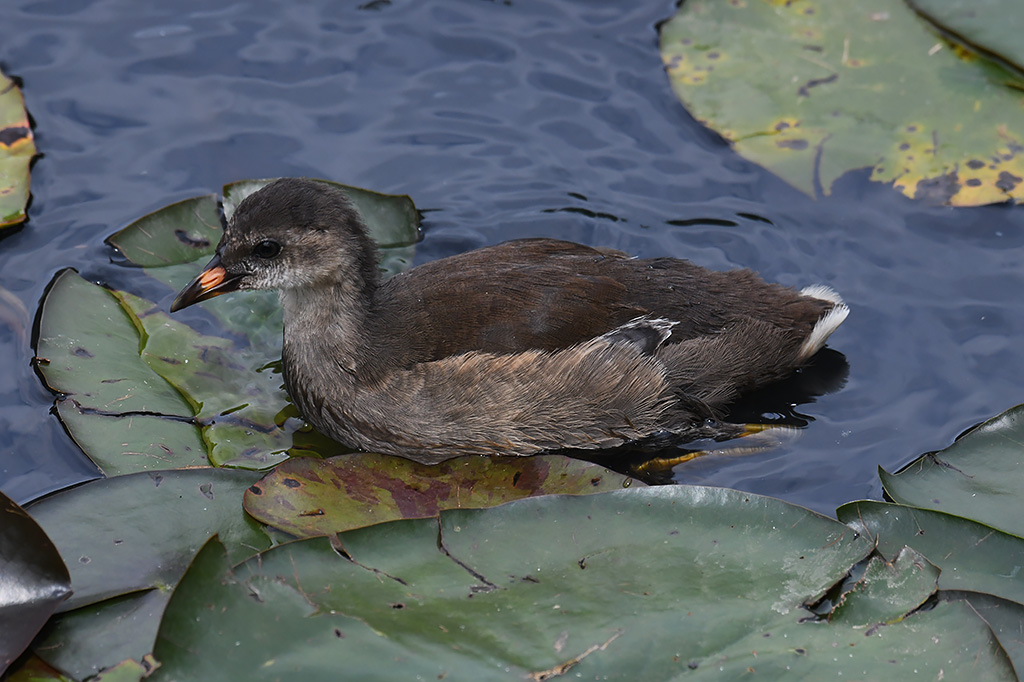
[169,254,245,312]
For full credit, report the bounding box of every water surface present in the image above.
[2,0,1023,514]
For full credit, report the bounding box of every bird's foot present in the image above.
[629,424,800,474]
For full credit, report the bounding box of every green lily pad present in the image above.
[147,488,1016,680]
[34,270,205,474]
[36,270,192,417]
[54,401,207,475]
[243,453,640,536]
[35,591,166,682]
[26,468,268,611]
[105,195,221,268]
[942,591,1024,676]
[0,492,71,676]
[830,547,939,628]
[908,0,1024,75]
[879,402,1024,537]
[660,0,1024,206]
[110,288,343,469]
[25,468,267,679]
[838,500,1024,604]
[0,68,35,229]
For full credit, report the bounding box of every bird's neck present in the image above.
[279,281,376,390]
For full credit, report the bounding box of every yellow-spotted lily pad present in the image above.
[660,0,1024,206]
[0,68,35,228]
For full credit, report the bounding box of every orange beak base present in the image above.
[169,255,244,312]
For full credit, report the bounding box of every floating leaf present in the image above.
[943,591,1024,676]
[110,288,340,469]
[36,270,192,417]
[147,488,1016,680]
[0,491,71,676]
[53,402,207,475]
[660,0,1024,205]
[105,195,220,268]
[838,499,1024,604]
[25,468,267,679]
[35,591,167,682]
[908,0,1024,75]
[244,453,639,536]
[0,68,35,229]
[879,402,1024,537]
[830,547,939,627]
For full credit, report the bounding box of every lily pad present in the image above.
[908,0,1024,75]
[829,547,939,628]
[0,68,35,228]
[25,468,267,679]
[943,591,1024,677]
[147,488,1016,680]
[838,500,1024,604]
[879,402,1024,537]
[36,270,192,417]
[660,0,1024,205]
[110,288,344,469]
[0,491,71,676]
[104,195,221,268]
[243,453,640,536]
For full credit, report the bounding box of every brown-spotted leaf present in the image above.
[243,453,640,536]
[0,68,35,229]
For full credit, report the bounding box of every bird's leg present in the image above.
[630,424,799,474]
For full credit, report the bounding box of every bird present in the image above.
[170,178,848,464]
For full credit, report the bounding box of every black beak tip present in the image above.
[168,254,233,313]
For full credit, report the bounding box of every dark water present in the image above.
[2,0,1023,515]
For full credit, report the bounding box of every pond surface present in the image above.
[2,0,1023,515]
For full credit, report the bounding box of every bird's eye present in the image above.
[253,240,281,259]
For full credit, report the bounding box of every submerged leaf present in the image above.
[660,0,1024,206]
[243,453,639,535]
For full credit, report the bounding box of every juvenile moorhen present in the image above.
[171,178,848,464]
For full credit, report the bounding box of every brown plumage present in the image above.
[171,178,848,464]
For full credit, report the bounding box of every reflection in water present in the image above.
[581,348,850,485]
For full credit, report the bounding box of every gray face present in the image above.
[217,178,375,293]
